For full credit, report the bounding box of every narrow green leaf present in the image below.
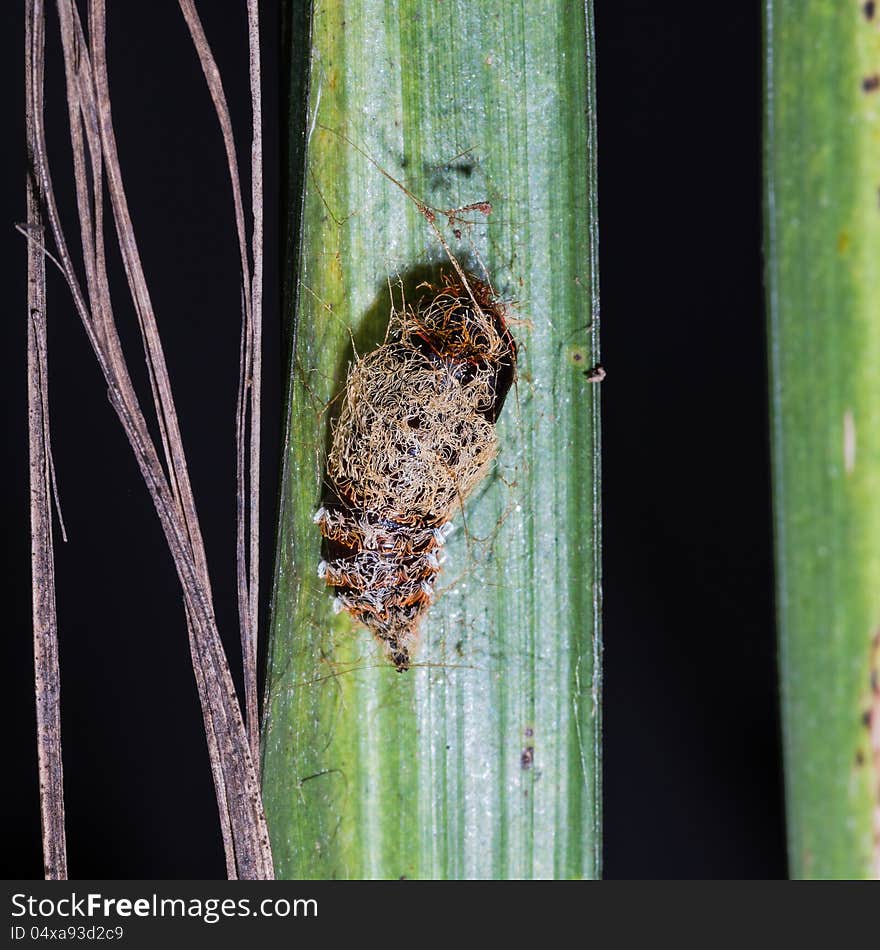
[765,0,880,879]
[263,0,601,879]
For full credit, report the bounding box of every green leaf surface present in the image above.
[263,0,601,879]
[765,0,880,879]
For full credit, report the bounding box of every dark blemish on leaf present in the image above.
[862,74,880,93]
[521,746,534,770]
[524,726,534,738]
[568,347,587,368]
[864,1,876,20]
[426,158,476,178]
[863,709,872,728]
[856,748,865,766]
[425,159,477,191]
[584,363,606,383]
[297,768,344,788]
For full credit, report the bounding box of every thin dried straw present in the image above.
[246,0,264,775]
[25,0,67,882]
[177,0,262,772]
[25,0,273,879]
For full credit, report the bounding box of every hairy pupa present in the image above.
[315,272,517,671]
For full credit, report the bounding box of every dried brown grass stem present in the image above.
[24,0,273,879]
[177,0,262,771]
[26,0,67,882]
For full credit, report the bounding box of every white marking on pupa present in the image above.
[844,409,856,474]
[312,507,327,524]
[441,521,455,537]
[332,596,344,615]
[420,581,435,601]
[317,560,328,579]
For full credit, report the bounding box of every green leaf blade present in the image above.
[765,0,880,879]
[263,0,601,880]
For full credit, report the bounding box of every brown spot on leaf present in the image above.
[864,1,876,21]
[567,346,591,370]
[862,74,880,93]
[521,746,534,770]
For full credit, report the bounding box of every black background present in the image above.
[1,1,784,879]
